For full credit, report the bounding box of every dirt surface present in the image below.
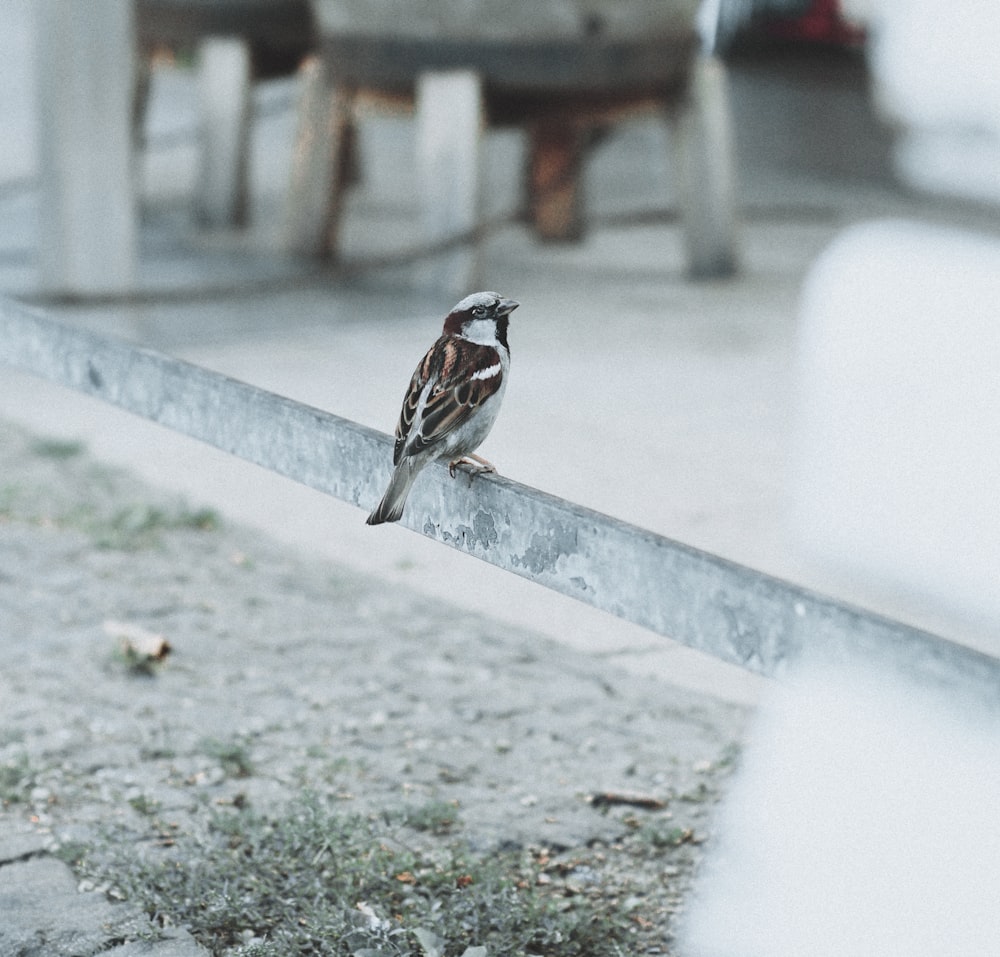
[0,419,749,953]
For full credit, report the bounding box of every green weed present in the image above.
[82,502,219,550]
[30,438,86,459]
[79,795,634,956]
[200,738,255,779]
[0,753,34,805]
[402,799,461,835]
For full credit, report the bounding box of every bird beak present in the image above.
[497,298,519,316]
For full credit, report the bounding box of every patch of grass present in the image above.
[0,752,35,805]
[52,840,90,867]
[79,795,633,957]
[2,432,219,547]
[129,793,162,817]
[716,740,742,770]
[635,821,696,849]
[677,782,713,804]
[140,745,177,761]
[200,738,255,779]
[30,438,86,459]
[0,728,26,748]
[0,478,220,549]
[0,482,27,519]
[402,799,461,835]
[77,502,220,550]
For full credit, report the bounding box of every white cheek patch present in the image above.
[462,318,498,345]
[471,362,501,381]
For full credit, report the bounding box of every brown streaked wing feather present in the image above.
[397,337,503,460]
[393,366,425,465]
[392,337,453,465]
[413,374,499,454]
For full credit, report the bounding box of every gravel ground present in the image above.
[0,418,749,954]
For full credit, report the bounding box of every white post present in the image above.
[674,54,739,279]
[35,0,137,296]
[415,70,483,294]
[196,36,253,228]
[284,55,352,258]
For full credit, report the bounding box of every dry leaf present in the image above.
[589,790,667,811]
[103,619,171,662]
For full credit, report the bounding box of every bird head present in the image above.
[443,291,519,348]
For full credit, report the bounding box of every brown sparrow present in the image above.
[366,291,519,525]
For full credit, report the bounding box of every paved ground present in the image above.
[0,5,993,953]
[0,419,746,955]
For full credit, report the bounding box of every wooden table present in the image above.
[288,1,738,291]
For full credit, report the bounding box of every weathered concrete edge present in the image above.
[2,296,998,705]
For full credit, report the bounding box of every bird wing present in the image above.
[393,336,504,465]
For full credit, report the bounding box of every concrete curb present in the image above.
[0,836,208,956]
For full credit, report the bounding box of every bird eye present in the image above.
[472,305,487,318]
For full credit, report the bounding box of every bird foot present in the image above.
[449,454,497,478]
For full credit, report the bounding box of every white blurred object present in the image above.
[792,219,1000,632]
[894,129,1000,206]
[682,658,1000,957]
[695,0,751,53]
[839,0,873,22]
[35,0,137,295]
[861,0,1000,203]
[196,37,252,228]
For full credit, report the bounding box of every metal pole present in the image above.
[2,297,998,707]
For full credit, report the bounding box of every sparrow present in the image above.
[366,291,519,525]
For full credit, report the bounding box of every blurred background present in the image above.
[4,4,1000,954]
[1,0,998,701]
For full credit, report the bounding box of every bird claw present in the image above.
[448,454,497,478]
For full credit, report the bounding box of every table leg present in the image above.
[527,119,585,241]
[285,56,353,258]
[195,36,252,228]
[35,0,137,296]
[673,54,738,279]
[415,70,483,294]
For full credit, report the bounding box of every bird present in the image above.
[366,291,519,525]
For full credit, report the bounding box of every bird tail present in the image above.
[366,460,420,525]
